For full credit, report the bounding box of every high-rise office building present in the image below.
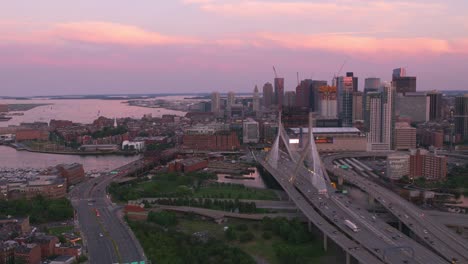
[363,78,381,130]
[395,92,429,122]
[427,91,442,121]
[211,92,220,115]
[352,91,363,121]
[226,91,235,116]
[295,79,310,108]
[337,73,357,127]
[392,68,416,95]
[364,78,381,92]
[262,82,274,109]
[311,80,328,111]
[284,91,296,108]
[318,86,337,118]
[253,85,260,113]
[455,94,468,141]
[274,77,285,110]
[366,82,395,151]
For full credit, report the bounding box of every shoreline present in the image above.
[6,143,139,157]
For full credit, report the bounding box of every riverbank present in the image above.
[7,143,139,156]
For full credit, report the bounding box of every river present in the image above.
[0,97,187,171]
[0,97,186,126]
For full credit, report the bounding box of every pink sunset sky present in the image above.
[0,0,467,96]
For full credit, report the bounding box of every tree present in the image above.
[225,227,237,241]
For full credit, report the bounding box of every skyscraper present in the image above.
[427,91,442,121]
[274,77,285,110]
[253,85,260,113]
[364,78,380,93]
[366,82,395,151]
[392,67,416,95]
[262,82,274,109]
[284,91,296,108]
[226,91,235,114]
[455,94,468,141]
[311,80,328,111]
[211,92,220,116]
[352,91,363,121]
[363,78,380,129]
[337,73,357,127]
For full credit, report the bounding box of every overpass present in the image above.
[254,112,448,264]
[322,152,468,263]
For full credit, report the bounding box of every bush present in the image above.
[147,211,177,227]
[225,227,237,241]
[239,232,254,243]
[262,232,272,240]
[235,224,248,232]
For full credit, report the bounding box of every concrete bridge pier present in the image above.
[398,221,403,232]
[346,251,351,264]
[337,175,344,186]
[308,220,312,232]
[323,234,328,252]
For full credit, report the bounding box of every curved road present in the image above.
[323,152,468,263]
[69,161,147,264]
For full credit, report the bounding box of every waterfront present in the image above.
[0,145,140,172]
[0,97,187,126]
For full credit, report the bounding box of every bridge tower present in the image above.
[266,111,296,169]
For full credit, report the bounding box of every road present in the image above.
[270,152,448,264]
[323,152,468,263]
[69,160,147,264]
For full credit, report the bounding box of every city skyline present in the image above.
[1,0,468,96]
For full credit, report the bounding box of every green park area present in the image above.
[129,212,326,264]
[401,164,468,196]
[0,196,73,224]
[109,172,279,202]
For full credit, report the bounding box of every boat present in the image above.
[0,116,12,121]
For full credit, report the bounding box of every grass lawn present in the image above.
[176,217,324,264]
[47,225,74,236]
[111,172,279,201]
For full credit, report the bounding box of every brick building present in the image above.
[56,163,85,186]
[14,243,41,264]
[409,149,447,181]
[49,120,74,129]
[0,241,17,264]
[168,158,208,173]
[15,130,49,142]
[183,131,240,151]
[0,105,8,113]
[26,176,67,199]
[33,235,59,259]
[54,244,82,258]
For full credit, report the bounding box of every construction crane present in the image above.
[273,66,278,78]
[332,60,347,86]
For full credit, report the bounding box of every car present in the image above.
[99,233,103,237]
[423,229,428,234]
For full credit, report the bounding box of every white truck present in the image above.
[344,219,360,232]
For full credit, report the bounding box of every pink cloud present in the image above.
[49,22,202,46]
[256,33,468,56]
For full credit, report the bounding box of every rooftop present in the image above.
[289,127,361,134]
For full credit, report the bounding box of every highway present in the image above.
[69,160,147,264]
[256,151,447,264]
[323,152,468,263]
